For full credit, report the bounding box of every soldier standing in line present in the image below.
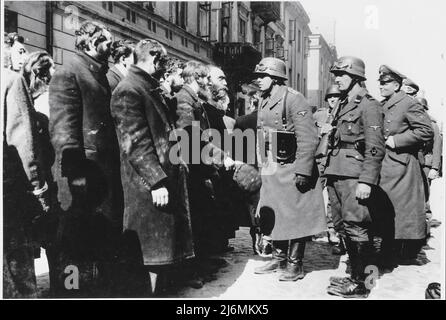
[377,66,433,266]
[324,57,385,298]
[415,97,442,233]
[252,57,327,282]
[314,85,346,254]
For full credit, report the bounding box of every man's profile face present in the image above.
[170,68,184,92]
[10,41,28,71]
[379,80,399,98]
[327,96,340,109]
[209,67,227,87]
[335,73,353,92]
[94,30,112,62]
[256,75,274,92]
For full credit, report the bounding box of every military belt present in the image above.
[338,141,356,149]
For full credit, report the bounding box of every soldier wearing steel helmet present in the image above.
[313,84,346,251]
[252,57,327,282]
[377,65,433,266]
[324,56,386,298]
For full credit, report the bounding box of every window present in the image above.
[107,2,113,12]
[165,28,173,40]
[5,9,18,33]
[221,2,231,43]
[147,19,156,32]
[198,2,211,41]
[102,2,107,10]
[127,9,136,23]
[181,37,188,47]
[298,29,302,52]
[169,3,175,22]
[265,38,275,57]
[175,2,188,29]
[238,18,246,43]
[193,43,199,53]
[297,73,301,91]
[289,20,296,42]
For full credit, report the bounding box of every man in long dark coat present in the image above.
[49,21,123,297]
[377,66,433,264]
[111,39,194,295]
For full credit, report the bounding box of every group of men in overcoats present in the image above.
[2,18,442,299]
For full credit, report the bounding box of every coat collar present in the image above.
[109,65,125,80]
[181,84,200,104]
[259,85,287,111]
[76,51,109,74]
[338,87,368,118]
[128,65,172,128]
[382,90,406,110]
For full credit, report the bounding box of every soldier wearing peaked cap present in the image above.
[402,78,420,97]
[252,57,327,282]
[377,65,434,266]
[324,56,386,298]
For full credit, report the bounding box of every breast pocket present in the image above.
[340,114,361,136]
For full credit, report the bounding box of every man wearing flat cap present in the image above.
[377,65,433,267]
[402,78,420,97]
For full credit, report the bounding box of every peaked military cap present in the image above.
[403,78,420,92]
[378,65,406,83]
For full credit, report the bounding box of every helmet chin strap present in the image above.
[341,77,359,100]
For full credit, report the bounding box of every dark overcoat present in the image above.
[256,85,326,240]
[106,65,124,93]
[111,65,194,265]
[380,91,434,239]
[49,51,123,230]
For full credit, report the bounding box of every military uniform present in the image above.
[378,66,434,262]
[325,57,385,298]
[324,87,385,241]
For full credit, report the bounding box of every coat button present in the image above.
[387,120,391,123]
[385,129,389,132]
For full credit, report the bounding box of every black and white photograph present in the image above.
[1,0,444,301]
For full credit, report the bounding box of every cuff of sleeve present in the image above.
[358,175,379,186]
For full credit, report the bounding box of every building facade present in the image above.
[307,33,337,108]
[4,1,314,116]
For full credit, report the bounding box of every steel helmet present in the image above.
[415,97,428,109]
[253,57,287,80]
[324,84,342,101]
[330,56,366,81]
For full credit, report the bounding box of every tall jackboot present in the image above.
[329,238,357,286]
[327,241,371,298]
[279,239,305,281]
[254,240,287,274]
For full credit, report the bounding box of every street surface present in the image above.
[36,177,444,299]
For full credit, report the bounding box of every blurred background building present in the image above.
[4,1,337,116]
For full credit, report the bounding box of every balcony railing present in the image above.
[251,2,281,24]
[214,42,262,65]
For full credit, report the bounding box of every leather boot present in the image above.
[332,236,347,255]
[328,241,371,298]
[254,240,287,274]
[329,238,356,286]
[279,239,305,281]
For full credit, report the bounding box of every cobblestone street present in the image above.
[36,177,444,299]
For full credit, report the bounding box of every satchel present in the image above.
[270,89,297,164]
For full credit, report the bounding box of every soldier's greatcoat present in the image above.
[380,91,434,239]
[256,85,326,240]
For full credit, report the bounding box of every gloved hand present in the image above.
[32,182,50,213]
[69,176,88,196]
[295,174,310,188]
